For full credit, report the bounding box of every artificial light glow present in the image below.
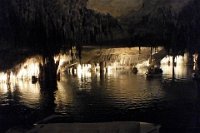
[77,64,92,78]
[54,53,72,73]
[107,66,113,75]
[161,55,188,79]
[0,56,41,83]
[0,73,8,83]
[135,60,150,74]
[16,58,40,80]
[193,53,198,63]
[136,60,150,68]
[161,55,185,65]
[95,63,100,72]
[0,83,8,93]
[193,53,199,71]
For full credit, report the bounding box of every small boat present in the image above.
[132,67,138,74]
[24,115,160,133]
[146,67,163,78]
[192,72,200,80]
[32,76,38,84]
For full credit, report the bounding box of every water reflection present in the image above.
[0,82,40,108]
[0,55,195,111]
[17,81,40,107]
[161,54,192,80]
[0,48,199,132]
[55,79,73,113]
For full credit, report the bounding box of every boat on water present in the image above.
[18,115,159,133]
[146,67,163,78]
[132,66,138,74]
[192,72,200,80]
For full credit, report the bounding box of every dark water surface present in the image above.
[0,57,200,132]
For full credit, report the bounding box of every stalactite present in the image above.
[0,0,122,58]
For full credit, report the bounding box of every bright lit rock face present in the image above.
[0,56,42,83]
[81,47,163,64]
[0,47,194,84]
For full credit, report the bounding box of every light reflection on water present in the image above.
[0,51,198,124]
[0,81,41,108]
[0,65,195,109]
[160,55,193,80]
[16,81,40,108]
[55,79,73,112]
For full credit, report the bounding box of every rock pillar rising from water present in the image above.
[39,55,59,89]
